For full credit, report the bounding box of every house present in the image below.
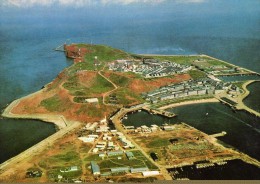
[91,161,100,175]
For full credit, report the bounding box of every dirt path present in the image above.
[97,68,120,106]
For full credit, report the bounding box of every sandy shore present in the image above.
[159,98,219,110]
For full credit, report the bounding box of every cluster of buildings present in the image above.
[142,79,230,103]
[82,117,110,133]
[108,58,191,78]
[90,160,160,177]
[124,124,176,134]
[116,132,135,149]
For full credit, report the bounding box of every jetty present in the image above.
[142,106,176,118]
[210,131,227,138]
[54,44,65,52]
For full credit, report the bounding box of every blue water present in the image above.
[0,0,260,165]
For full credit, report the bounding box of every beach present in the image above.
[158,98,220,110]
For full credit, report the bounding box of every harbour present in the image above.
[123,102,260,161]
[168,159,260,180]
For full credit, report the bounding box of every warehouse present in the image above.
[111,167,129,173]
[91,161,100,175]
[107,150,124,157]
[130,167,149,173]
[125,151,135,160]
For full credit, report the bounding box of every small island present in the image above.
[1,43,259,182]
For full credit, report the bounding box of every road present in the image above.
[110,107,173,180]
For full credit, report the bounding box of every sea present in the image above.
[0,0,260,179]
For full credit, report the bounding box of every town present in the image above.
[108,58,192,78]
[142,79,240,104]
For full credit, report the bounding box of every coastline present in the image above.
[1,89,68,130]
[158,98,219,110]
[234,80,260,117]
[0,88,82,172]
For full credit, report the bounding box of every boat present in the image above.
[206,113,209,116]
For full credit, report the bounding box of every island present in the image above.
[0,43,259,182]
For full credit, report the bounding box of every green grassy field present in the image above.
[151,55,201,65]
[63,73,114,97]
[85,151,158,173]
[146,138,171,148]
[104,72,130,87]
[76,44,132,71]
[188,70,207,80]
[40,95,71,112]
[107,88,144,106]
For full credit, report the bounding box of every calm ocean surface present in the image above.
[0,1,259,173]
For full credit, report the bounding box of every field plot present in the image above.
[129,123,238,167]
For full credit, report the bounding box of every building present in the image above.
[87,122,98,131]
[125,152,135,160]
[92,148,99,153]
[78,137,95,143]
[163,126,175,131]
[130,167,149,173]
[69,166,78,172]
[142,171,160,177]
[85,98,99,103]
[88,134,99,138]
[107,151,124,157]
[111,167,129,173]
[91,161,100,175]
[99,152,106,157]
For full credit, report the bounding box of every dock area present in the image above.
[142,106,176,118]
[215,80,260,117]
